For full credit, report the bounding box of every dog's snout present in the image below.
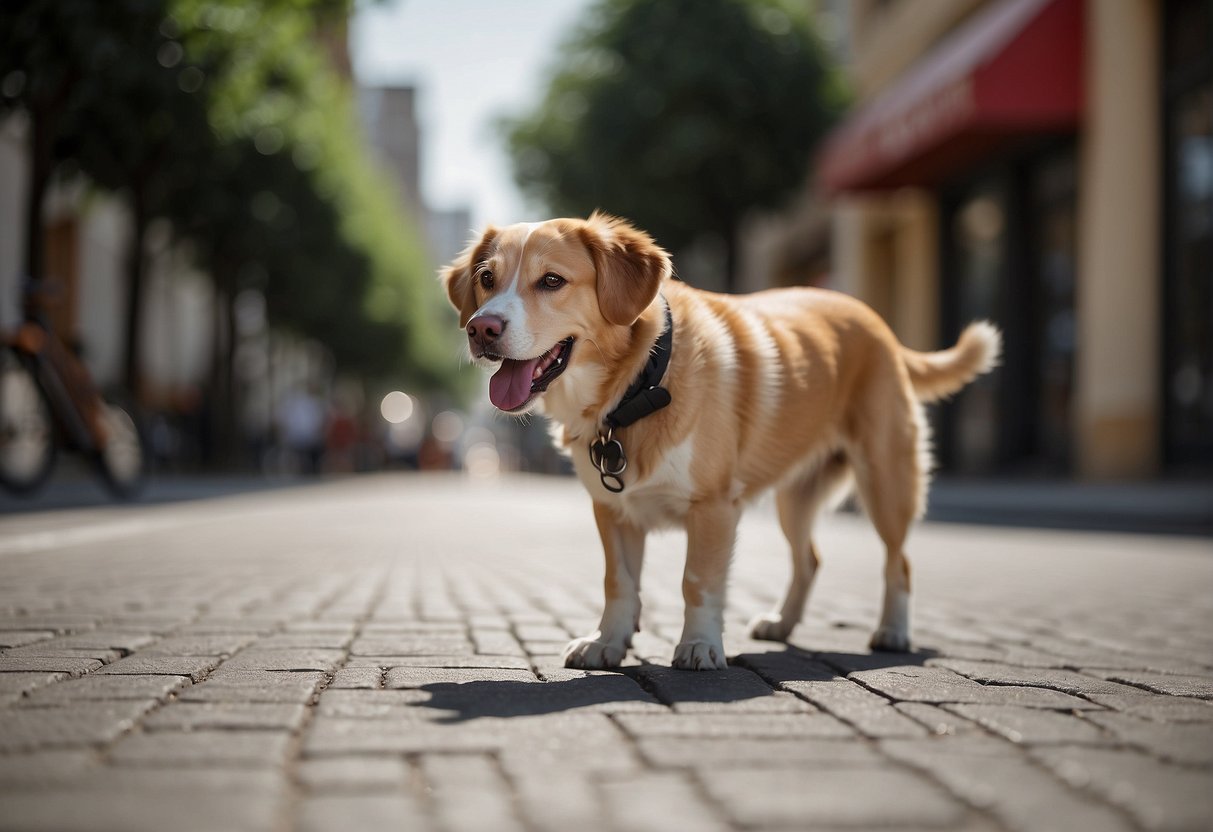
[467,313,506,348]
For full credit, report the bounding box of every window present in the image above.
[1162,0,1213,470]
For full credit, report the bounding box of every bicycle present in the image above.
[0,278,148,499]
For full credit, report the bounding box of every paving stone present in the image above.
[1,645,122,662]
[0,630,56,648]
[296,755,412,791]
[95,655,217,681]
[783,678,930,738]
[306,717,502,754]
[0,671,67,700]
[637,736,881,768]
[471,629,528,656]
[0,656,102,676]
[177,670,326,703]
[420,753,525,832]
[142,702,308,731]
[601,770,732,832]
[0,614,101,633]
[511,767,608,832]
[1085,693,1213,722]
[218,648,344,672]
[174,618,281,635]
[0,750,100,789]
[934,659,1145,696]
[361,620,468,634]
[18,674,190,705]
[613,712,851,739]
[895,702,1000,736]
[328,666,383,689]
[108,728,294,766]
[138,633,257,656]
[384,666,538,688]
[344,653,532,669]
[316,689,433,718]
[36,630,159,652]
[296,793,433,832]
[700,765,965,828]
[1023,636,1203,674]
[1081,711,1213,764]
[945,704,1110,745]
[0,700,156,751]
[853,664,1070,704]
[251,632,353,649]
[0,787,283,832]
[1033,746,1213,831]
[521,639,567,656]
[1085,670,1213,699]
[350,636,474,655]
[514,623,570,642]
[882,738,1135,832]
[629,666,811,713]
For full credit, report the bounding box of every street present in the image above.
[1,472,1211,832]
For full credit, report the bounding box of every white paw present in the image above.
[671,639,727,671]
[748,612,794,642]
[563,635,627,669]
[869,626,911,652]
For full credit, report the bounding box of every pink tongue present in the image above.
[489,357,542,410]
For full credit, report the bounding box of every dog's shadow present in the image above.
[413,646,937,723]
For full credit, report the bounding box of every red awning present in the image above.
[818,0,1083,193]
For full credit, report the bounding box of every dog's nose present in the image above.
[467,313,506,348]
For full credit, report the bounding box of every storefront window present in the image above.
[1163,0,1212,470]
[950,181,1005,474]
[1030,152,1077,472]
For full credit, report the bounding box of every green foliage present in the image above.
[0,0,456,389]
[505,0,845,279]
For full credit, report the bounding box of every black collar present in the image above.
[604,301,673,429]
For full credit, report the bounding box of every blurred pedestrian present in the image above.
[277,384,325,475]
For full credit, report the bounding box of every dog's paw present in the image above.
[671,639,727,671]
[748,612,794,642]
[869,626,911,653]
[563,636,626,669]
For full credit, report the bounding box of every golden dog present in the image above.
[443,213,999,670]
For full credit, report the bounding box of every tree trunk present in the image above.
[23,108,54,294]
[222,282,240,467]
[206,258,241,469]
[122,189,148,396]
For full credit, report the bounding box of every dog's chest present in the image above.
[571,436,695,529]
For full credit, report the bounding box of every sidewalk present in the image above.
[927,478,1213,536]
[0,474,1211,831]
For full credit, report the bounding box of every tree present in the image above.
[505,0,844,291]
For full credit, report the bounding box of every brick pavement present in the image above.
[0,473,1211,832]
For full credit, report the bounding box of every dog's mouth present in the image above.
[486,337,575,412]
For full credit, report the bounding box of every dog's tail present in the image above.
[901,321,1002,403]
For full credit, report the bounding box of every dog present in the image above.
[443,212,1000,671]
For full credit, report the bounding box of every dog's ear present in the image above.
[580,212,671,326]
[441,226,498,328]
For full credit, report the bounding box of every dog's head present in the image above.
[442,213,671,414]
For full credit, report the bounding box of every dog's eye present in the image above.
[540,273,566,290]
[478,270,494,290]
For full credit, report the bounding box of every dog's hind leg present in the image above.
[564,502,646,669]
[749,452,851,642]
[848,401,927,653]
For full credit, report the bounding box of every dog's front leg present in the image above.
[672,499,739,671]
[564,502,646,669]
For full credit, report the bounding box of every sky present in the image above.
[350,0,597,228]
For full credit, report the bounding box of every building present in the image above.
[809,0,1210,480]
